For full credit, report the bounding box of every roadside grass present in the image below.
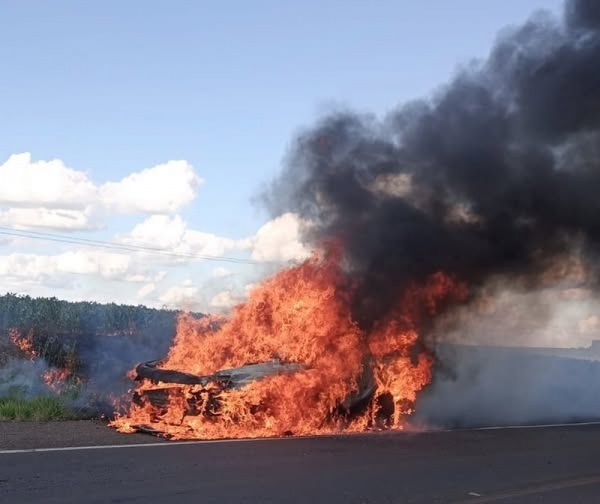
[0,395,75,421]
[0,389,77,421]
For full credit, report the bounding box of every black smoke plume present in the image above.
[268,0,600,331]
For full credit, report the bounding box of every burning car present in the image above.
[129,358,377,436]
[111,254,456,440]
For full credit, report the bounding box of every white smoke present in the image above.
[416,284,600,427]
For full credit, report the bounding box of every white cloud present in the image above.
[154,271,168,282]
[0,233,39,249]
[250,212,311,262]
[0,247,173,294]
[208,283,261,313]
[159,285,202,310]
[1,150,311,264]
[0,207,100,231]
[0,152,314,308]
[184,229,247,257]
[126,274,151,283]
[100,160,202,215]
[0,212,311,311]
[0,153,96,209]
[210,266,232,278]
[124,214,186,250]
[122,214,247,259]
[244,283,258,296]
[57,250,131,278]
[0,153,202,230]
[210,290,242,310]
[137,283,157,299]
[120,212,312,265]
[0,249,133,283]
[0,234,16,247]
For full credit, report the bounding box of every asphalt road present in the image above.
[0,420,165,450]
[2,424,600,503]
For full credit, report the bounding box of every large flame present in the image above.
[112,248,467,439]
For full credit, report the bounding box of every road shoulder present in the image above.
[0,419,164,450]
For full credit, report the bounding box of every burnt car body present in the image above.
[133,359,376,425]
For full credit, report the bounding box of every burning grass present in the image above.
[0,301,185,422]
[1,329,110,421]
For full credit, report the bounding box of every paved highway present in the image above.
[2,424,600,503]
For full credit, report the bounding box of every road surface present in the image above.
[1,423,600,503]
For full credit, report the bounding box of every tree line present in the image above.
[0,292,187,336]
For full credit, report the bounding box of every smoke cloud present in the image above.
[414,344,600,428]
[268,0,600,328]
[266,0,600,425]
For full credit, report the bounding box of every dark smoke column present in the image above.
[266,0,600,331]
[566,0,600,30]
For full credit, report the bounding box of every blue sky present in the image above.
[0,0,563,309]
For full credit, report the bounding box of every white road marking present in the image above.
[1,421,599,454]
[454,474,600,503]
[0,435,303,454]
[459,420,600,431]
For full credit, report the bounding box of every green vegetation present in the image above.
[0,293,206,421]
[0,292,196,371]
[0,292,181,336]
[0,395,74,421]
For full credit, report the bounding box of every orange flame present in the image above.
[10,328,79,393]
[9,329,38,360]
[42,367,79,392]
[112,250,467,439]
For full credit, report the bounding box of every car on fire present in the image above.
[131,358,377,433]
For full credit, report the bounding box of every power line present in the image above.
[0,226,263,265]
[0,228,258,264]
